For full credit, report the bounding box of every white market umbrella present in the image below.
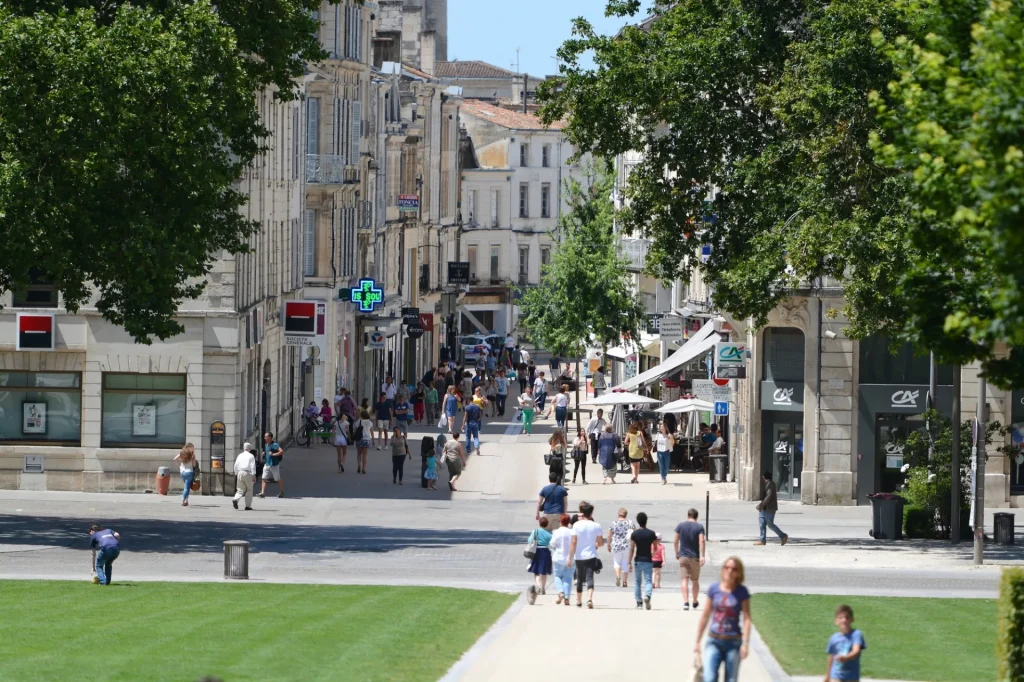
[580,391,661,407]
[655,398,715,414]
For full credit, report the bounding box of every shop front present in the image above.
[1009,391,1024,496]
[760,379,804,501]
[855,384,953,503]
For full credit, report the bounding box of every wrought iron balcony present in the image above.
[619,237,650,271]
[306,154,349,184]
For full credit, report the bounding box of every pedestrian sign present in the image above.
[714,401,729,416]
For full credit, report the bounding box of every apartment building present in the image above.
[0,88,306,493]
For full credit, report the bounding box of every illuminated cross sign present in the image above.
[350,279,383,313]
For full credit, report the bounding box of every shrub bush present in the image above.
[998,567,1024,682]
[904,505,936,539]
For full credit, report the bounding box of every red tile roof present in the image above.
[460,99,564,131]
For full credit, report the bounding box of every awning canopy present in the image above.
[611,321,721,392]
[656,398,715,414]
[580,391,662,407]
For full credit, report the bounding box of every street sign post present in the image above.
[692,379,731,403]
[714,401,729,416]
[714,341,746,379]
[659,316,683,342]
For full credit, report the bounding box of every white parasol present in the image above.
[655,397,715,414]
[579,391,661,407]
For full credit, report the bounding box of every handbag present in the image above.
[437,414,447,429]
[190,469,201,491]
[523,530,537,560]
[689,652,703,682]
[593,557,603,573]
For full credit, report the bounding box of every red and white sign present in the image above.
[419,314,434,333]
[283,301,316,346]
[16,313,55,351]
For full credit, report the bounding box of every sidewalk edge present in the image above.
[438,591,527,682]
[751,623,790,682]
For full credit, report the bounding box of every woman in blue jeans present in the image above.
[547,514,575,606]
[654,421,675,485]
[694,556,752,682]
[173,443,198,507]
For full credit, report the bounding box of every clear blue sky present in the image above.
[447,0,627,77]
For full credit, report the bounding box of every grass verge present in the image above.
[751,593,996,682]
[0,581,515,681]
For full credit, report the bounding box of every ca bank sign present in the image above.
[716,342,746,366]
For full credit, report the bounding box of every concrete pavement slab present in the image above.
[458,587,772,682]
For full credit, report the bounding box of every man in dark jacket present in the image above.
[755,470,789,545]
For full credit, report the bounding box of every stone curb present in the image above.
[438,592,527,682]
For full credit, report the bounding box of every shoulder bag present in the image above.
[523,529,537,560]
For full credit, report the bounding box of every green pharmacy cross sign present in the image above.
[350,279,383,313]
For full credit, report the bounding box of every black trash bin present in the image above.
[867,493,906,540]
[709,455,727,483]
[994,513,1015,545]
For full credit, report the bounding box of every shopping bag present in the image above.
[437,414,447,429]
[689,650,703,682]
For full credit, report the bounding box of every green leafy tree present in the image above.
[871,0,1024,387]
[519,161,645,367]
[0,0,328,342]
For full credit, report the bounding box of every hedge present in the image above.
[999,567,1024,682]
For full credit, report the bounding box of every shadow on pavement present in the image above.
[0,514,520,555]
[756,535,1024,563]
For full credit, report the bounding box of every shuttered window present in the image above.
[352,100,361,162]
[303,209,317,277]
[763,328,805,382]
[306,97,319,155]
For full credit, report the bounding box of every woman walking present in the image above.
[484,375,498,417]
[655,421,676,485]
[549,514,574,606]
[598,424,619,484]
[333,413,351,473]
[526,517,553,605]
[425,382,439,424]
[173,443,198,506]
[553,384,570,430]
[548,429,568,480]
[391,425,410,485]
[443,386,459,434]
[571,428,589,485]
[413,383,426,424]
[518,385,536,434]
[356,408,373,474]
[694,557,752,682]
[625,421,646,484]
[607,507,636,588]
[442,431,467,491]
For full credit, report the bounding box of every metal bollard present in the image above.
[223,540,249,579]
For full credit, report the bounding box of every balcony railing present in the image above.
[619,237,649,270]
[306,154,349,184]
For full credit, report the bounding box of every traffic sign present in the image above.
[713,377,730,387]
[714,401,729,416]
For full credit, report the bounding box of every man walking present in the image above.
[629,511,657,610]
[336,388,357,423]
[495,371,509,417]
[259,432,285,499]
[673,508,706,610]
[534,371,548,415]
[585,408,607,464]
[464,397,483,453]
[89,525,121,585]
[755,470,789,545]
[232,442,256,510]
[536,471,569,530]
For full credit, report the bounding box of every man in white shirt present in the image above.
[382,375,398,416]
[534,371,548,415]
[232,443,256,510]
[568,501,605,608]
[585,408,608,464]
[505,333,516,351]
[519,347,531,366]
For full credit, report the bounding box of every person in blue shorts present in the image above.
[826,604,866,682]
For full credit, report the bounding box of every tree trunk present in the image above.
[575,359,582,432]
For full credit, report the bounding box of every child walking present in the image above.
[825,604,866,682]
[651,532,665,588]
[424,447,439,490]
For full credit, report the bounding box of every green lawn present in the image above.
[0,581,515,682]
[752,593,997,682]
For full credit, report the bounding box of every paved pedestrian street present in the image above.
[0,408,1018,681]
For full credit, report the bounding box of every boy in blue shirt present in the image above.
[826,604,866,682]
[89,525,121,585]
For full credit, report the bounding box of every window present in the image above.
[519,246,530,283]
[541,183,551,218]
[490,189,500,227]
[519,183,529,218]
[303,209,317,277]
[542,144,551,168]
[762,328,805,382]
[467,189,477,222]
[541,247,551,267]
[306,97,320,155]
[490,246,500,280]
[292,109,300,180]
[12,267,58,308]
[858,336,953,385]
[101,374,187,447]
[520,144,528,167]
[468,245,478,281]
[0,372,81,444]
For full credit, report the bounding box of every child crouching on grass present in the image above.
[825,604,866,682]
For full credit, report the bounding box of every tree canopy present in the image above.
[539,0,1024,387]
[519,162,645,359]
[0,0,327,342]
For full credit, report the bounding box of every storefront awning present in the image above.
[612,321,720,391]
